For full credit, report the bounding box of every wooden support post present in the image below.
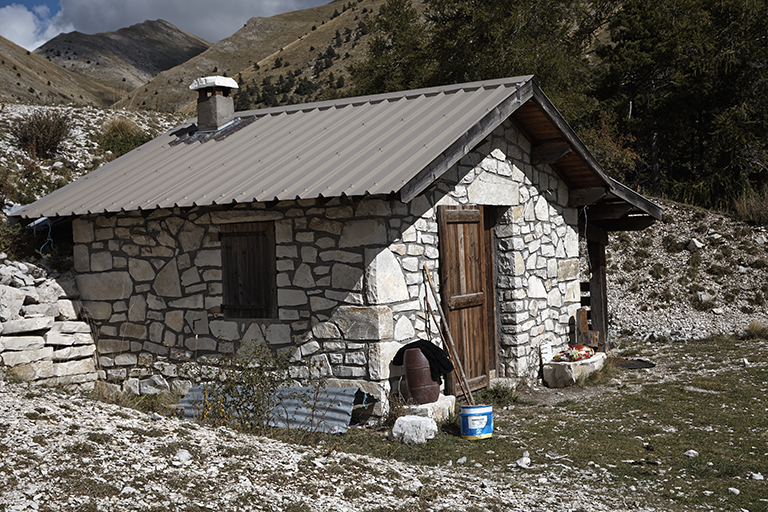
[587,239,609,351]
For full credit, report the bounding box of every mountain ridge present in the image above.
[34,19,211,93]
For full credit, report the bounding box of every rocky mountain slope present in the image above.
[0,35,120,106]
[116,0,391,113]
[34,20,211,93]
[603,202,768,341]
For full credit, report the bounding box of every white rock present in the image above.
[391,415,437,444]
[683,450,699,457]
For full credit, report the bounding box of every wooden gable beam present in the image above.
[531,143,572,165]
[569,187,607,207]
[586,203,634,220]
[593,215,656,232]
[400,80,534,203]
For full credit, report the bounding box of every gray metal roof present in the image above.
[12,76,535,220]
[11,75,660,223]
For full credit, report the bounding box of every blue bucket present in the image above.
[459,404,493,440]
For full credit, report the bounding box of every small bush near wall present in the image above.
[10,110,72,159]
[196,341,291,433]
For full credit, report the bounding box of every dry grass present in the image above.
[743,319,768,340]
[734,188,768,225]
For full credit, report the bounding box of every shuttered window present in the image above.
[220,222,277,318]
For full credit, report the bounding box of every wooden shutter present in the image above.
[220,222,277,318]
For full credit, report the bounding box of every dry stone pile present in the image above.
[0,255,98,388]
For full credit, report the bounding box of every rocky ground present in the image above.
[0,379,658,512]
[602,201,768,342]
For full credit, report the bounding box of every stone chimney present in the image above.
[189,76,239,132]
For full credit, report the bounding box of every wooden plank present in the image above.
[588,240,608,351]
[443,208,482,223]
[448,292,485,310]
[593,216,657,232]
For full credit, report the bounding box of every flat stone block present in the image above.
[331,306,393,341]
[402,394,456,423]
[542,352,606,388]
[0,336,45,351]
[2,317,55,335]
[76,272,132,300]
[2,347,53,366]
[53,345,96,361]
[52,358,96,377]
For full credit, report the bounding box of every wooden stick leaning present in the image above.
[423,264,475,406]
[425,299,473,405]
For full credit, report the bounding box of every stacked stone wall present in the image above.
[0,259,98,388]
[70,120,580,408]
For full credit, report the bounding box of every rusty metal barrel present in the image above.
[404,348,440,404]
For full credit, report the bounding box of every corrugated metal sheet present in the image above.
[177,385,357,434]
[11,76,534,221]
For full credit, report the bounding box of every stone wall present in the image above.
[70,119,580,410]
[0,259,98,389]
[434,119,581,384]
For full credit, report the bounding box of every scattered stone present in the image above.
[748,472,764,480]
[457,456,467,465]
[517,451,532,469]
[687,239,704,251]
[391,415,437,444]
[728,487,740,495]
[684,450,699,458]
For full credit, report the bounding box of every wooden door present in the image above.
[438,205,490,394]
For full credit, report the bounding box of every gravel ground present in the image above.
[0,379,660,512]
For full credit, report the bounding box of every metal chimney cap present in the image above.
[189,76,238,91]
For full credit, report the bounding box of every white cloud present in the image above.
[0,3,74,50]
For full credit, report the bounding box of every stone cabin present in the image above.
[11,75,661,415]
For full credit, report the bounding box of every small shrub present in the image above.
[638,236,653,248]
[196,340,291,433]
[720,245,732,258]
[98,117,153,159]
[706,264,730,277]
[748,291,765,306]
[688,252,702,267]
[692,297,716,311]
[695,224,708,234]
[477,384,519,407]
[634,248,650,260]
[662,235,686,253]
[744,320,768,340]
[649,263,668,279]
[750,258,768,269]
[10,109,72,158]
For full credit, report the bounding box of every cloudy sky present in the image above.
[0,0,330,50]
